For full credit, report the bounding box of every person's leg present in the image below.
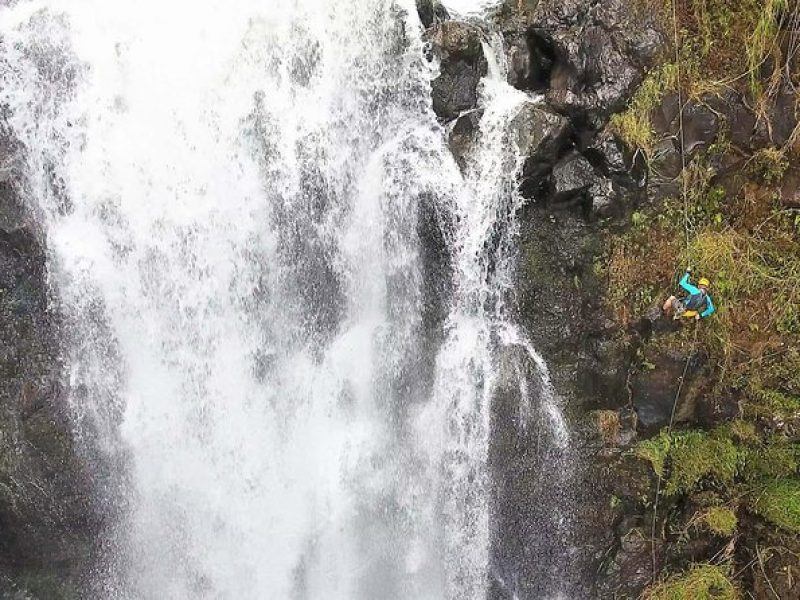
[663,295,676,313]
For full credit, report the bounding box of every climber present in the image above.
[662,268,715,320]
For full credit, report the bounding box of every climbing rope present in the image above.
[649,324,701,580]
[649,0,698,579]
[672,0,691,252]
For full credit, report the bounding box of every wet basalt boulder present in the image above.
[550,151,595,204]
[597,524,663,598]
[511,102,570,184]
[630,349,706,434]
[425,21,488,121]
[496,0,666,126]
[447,108,483,170]
[415,0,449,29]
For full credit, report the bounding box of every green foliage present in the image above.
[643,563,739,600]
[751,479,800,533]
[747,387,800,421]
[636,425,800,490]
[676,0,789,98]
[699,506,738,536]
[748,147,790,184]
[745,0,788,95]
[635,430,741,494]
[682,221,800,378]
[683,157,726,227]
[631,211,649,228]
[720,419,759,444]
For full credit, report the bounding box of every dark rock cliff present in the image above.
[423,0,799,598]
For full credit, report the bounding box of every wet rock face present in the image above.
[489,342,586,599]
[510,103,570,184]
[490,0,659,221]
[0,133,100,597]
[423,0,655,223]
[630,350,705,433]
[425,21,488,121]
[503,0,665,125]
[415,0,449,29]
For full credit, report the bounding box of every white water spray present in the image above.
[0,0,573,598]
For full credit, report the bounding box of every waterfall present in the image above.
[0,0,573,598]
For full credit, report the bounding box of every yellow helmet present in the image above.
[698,277,710,288]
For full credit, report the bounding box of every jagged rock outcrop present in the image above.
[415,0,449,29]
[425,21,488,121]
[510,102,570,185]
[492,0,659,220]
[496,0,665,126]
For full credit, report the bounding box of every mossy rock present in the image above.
[697,506,737,537]
[635,429,741,495]
[642,563,739,600]
[751,478,800,534]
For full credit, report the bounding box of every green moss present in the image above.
[748,388,800,421]
[665,431,740,495]
[742,437,800,481]
[643,563,739,600]
[636,429,742,495]
[636,431,673,478]
[751,479,800,533]
[720,420,759,445]
[699,506,738,536]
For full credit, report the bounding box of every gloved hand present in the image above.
[686,266,693,274]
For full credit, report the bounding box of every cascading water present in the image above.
[0,0,574,598]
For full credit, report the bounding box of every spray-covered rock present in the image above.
[425,21,488,121]
[0,135,102,598]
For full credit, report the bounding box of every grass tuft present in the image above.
[609,63,678,153]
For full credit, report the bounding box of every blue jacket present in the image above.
[679,273,715,318]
